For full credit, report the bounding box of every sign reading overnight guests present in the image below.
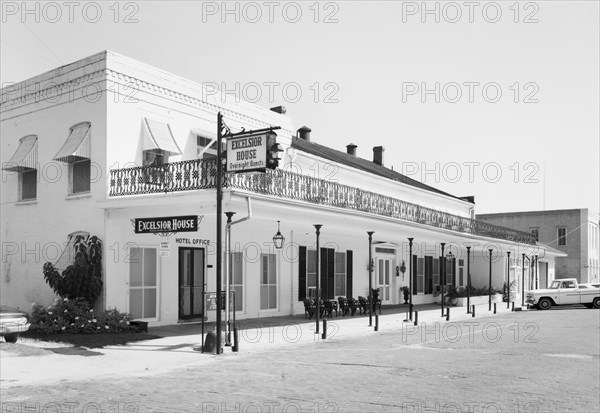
[226,132,268,173]
[134,215,198,234]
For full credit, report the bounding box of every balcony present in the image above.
[109,159,537,245]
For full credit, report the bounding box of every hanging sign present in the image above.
[134,215,198,234]
[226,132,269,173]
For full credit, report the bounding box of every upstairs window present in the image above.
[557,227,567,246]
[2,135,38,200]
[530,228,539,242]
[142,118,182,165]
[53,122,91,195]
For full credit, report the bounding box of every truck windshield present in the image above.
[549,281,561,289]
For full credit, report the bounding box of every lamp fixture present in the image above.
[272,220,284,249]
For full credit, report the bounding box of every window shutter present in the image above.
[298,246,307,301]
[425,256,433,294]
[327,248,335,299]
[346,250,353,298]
[452,258,457,287]
[412,254,418,295]
[320,248,328,299]
[439,256,445,285]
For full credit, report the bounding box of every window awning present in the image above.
[2,135,38,172]
[143,118,182,155]
[53,122,91,163]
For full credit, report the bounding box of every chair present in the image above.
[338,296,350,316]
[303,298,316,319]
[348,297,360,316]
[371,288,382,315]
[324,299,338,318]
[357,296,368,315]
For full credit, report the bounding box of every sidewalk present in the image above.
[146,301,520,354]
[1,301,522,388]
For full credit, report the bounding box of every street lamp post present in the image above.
[507,251,511,309]
[466,246,471,313]
[408,238,414,320]
[367,231,375,327]
[215,112,224,355]
[440,243,446,317]
[488,249,493,311]
[314,225,322,334]
[522,253,526,307]
[224,211,235,346]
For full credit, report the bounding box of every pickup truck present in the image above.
[526,278,600,310]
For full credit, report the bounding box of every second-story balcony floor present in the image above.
[109,158,537,245]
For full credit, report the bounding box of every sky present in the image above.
[1,0,598,214]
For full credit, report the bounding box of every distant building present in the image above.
[477,209,600,284]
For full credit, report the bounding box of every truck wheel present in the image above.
[538,298,552,310]
[3,333,19,343]
[593,298,600,309]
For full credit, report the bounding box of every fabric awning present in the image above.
[143,118,182,155]
[2,135,38,172]
[53,122,91,163]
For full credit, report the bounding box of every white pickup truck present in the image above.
[526,278,600,310]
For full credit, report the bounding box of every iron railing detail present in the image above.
[109,159,536,245]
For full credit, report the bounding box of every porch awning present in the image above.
[53,122,91,163]
[143,118,182,155]
[2,135,38,172]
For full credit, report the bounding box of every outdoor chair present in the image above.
[348,297,360,316]
[357,296,369,315]
[303,298,316,319]
[324,299,338,318]
[338,296,350,316]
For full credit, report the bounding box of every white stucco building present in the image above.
[1,51,563,325]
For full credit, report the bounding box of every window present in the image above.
[306,249,317,297]
[70,159,91,194]
[129,247,158,319]
[557,227,567,246]
[334,252,346,296]
[53,122,92,195]
[530,228,539,242]
[459,268,464,286]
[231,252,244,311]
[20,169,37,200]
[3,135,38,200]
[197,136,225,159]
[143,149,168,166]
[260,253,277,310]
[445,258,453,285]
[561,281,575,289]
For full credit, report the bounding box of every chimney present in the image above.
[373,146,385,166]
[270,106,287,114]
[346,143,357,156]
[297,126,311,141]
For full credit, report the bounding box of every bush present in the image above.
[43,235,103,306]
[30,298,138,335]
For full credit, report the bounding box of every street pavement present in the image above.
[1,304,599,412]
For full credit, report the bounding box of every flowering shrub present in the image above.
[31,298,139,335]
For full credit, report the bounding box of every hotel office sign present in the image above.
[226,132,269,173]
[134,215,198,234]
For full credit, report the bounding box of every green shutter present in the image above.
[346,250,353,298]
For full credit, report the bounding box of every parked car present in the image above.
[526,279,600,310]
[0,305,30,343]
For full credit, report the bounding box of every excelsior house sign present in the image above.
[226,132,268,173]
[134,215,198,234]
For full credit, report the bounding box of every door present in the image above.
[377,258,392,304]
[557,280,580,304]
[179,247,205,319]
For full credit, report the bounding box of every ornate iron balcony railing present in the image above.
[109,159,537,245]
